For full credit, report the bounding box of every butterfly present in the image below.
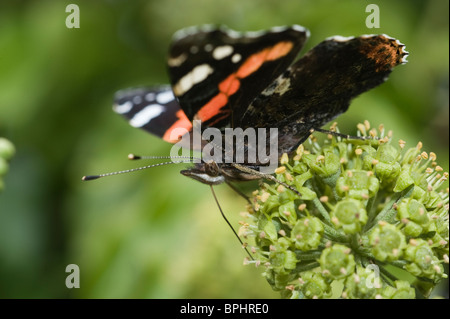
[110,25,408,189]
[84,25,407,257]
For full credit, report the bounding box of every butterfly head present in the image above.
[180,161,225,185]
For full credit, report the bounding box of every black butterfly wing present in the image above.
[239,34,408,154]
[167,25,309,128]
[113,86,192,143]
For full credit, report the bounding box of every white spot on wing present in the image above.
[212,45,233,60]
[130,104,164,127]
[190,46,199,54]
[359,34,378,38]
[261,76,291,96]
[133,96,142,104]
[192,64,213,83]
[113,101,133,114]
[270,26,289,33]
[156,90,175,104]
[173,64,214,96]
[244,30,266,38]
[274,77,291,95]
[381,33,395,40]
[172,24,216,41]
[145,92,155,101]
[225,25,309,39]
[231,53,242,63]
[168,53,187,67]
[292,24,309,36]
[327,35,355,42]
[204,44,213,52]
[224,28,243,38]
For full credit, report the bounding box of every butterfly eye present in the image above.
[205,161,220,177]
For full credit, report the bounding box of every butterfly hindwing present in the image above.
[113,86,192,143]
[167,25,309,128]
[239,34,408,154]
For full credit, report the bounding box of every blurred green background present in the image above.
[0,0,448,298]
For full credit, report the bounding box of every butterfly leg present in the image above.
[226,181,251,204]
[231,163,302,197]
[209,185,254,260]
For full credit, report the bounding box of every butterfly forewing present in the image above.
[167,25,309,128]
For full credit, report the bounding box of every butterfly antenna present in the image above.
[210,185,254,260]
[312,127,379,141]
[82,161,191,181]
[128,154,202,161]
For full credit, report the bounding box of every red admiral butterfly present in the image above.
[83,25,408,256]
[104,25,407,187]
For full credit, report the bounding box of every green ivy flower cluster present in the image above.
[0,137,15,192]
[240,123,449,299]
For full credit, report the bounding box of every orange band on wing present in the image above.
[196,93,228,122]
[196,41,293,122]
[266,41,294,61]
[162,110,193,143]
[237,41,293,78]
[236,51,267,78]
[219,74,241,95]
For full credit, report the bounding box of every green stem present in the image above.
[376,262,399,284]
[308,186,332,224]
[365,191,378,227]
[293,261,320,274]
[354,246,377,260]
[295,250,323,261]
[389,259,410,268]
[323,223,349,243]
[364,185,414,233]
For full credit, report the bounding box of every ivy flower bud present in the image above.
[380,280,416,299]
[368,144,401,182]
[369,223,406,261]
[393,165,415,192]
[291,217,324,251]
[343,265,380,299]
[268,243,297,275]
[331,199,368,234]
[297,271,332,299]
[319,244,355,280]
[336,170,379,200]
[398,199,430,237]
[303,148,340,182]
[404,239,445,282]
